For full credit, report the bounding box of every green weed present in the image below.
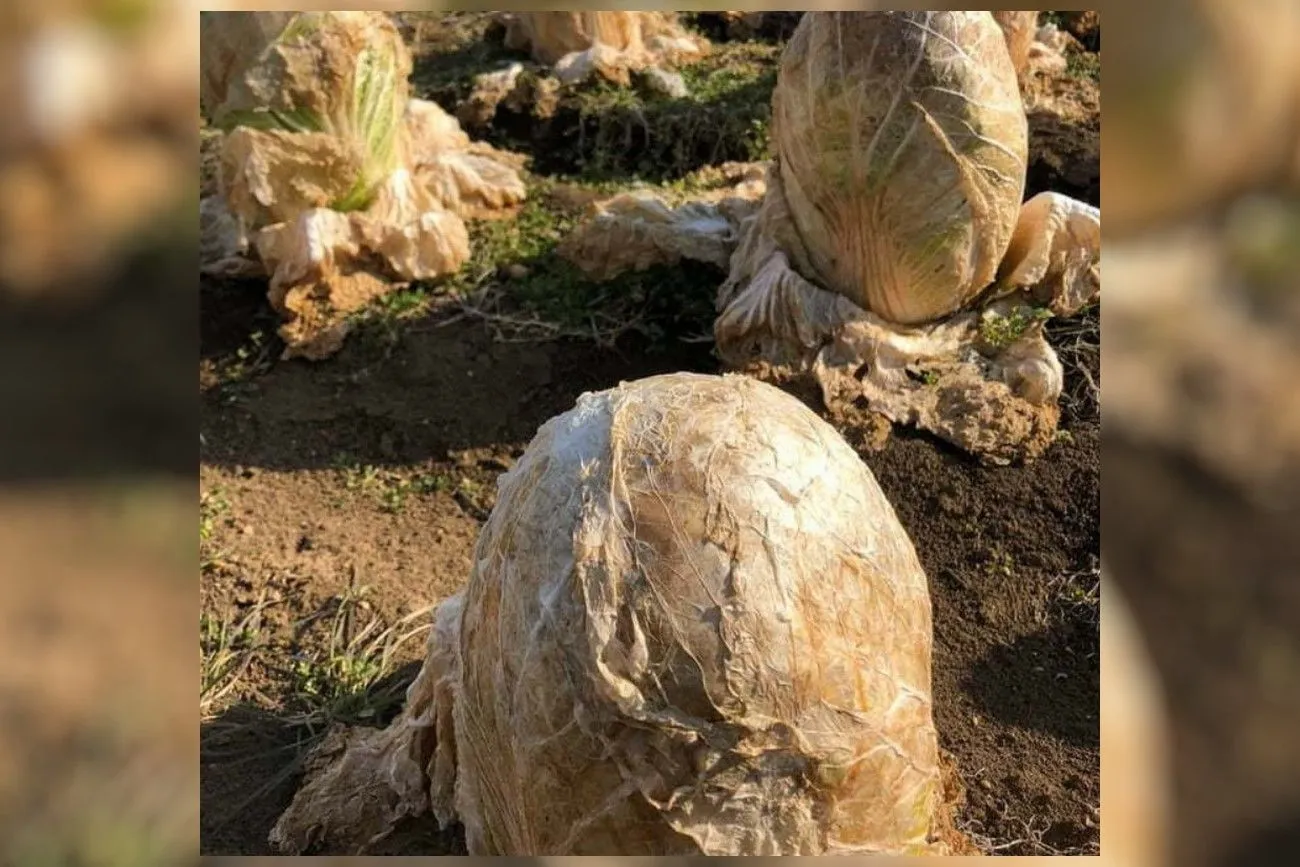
[284,586,434,732]
[1066,50,1100,82]
[448,187,722,346]
[335,463,455,514]
[978,304,1053,353]
[199,488,230,545]
[984,546,1016,579]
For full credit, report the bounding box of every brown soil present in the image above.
[1026,61,1100,207]
[200,289,1099,854]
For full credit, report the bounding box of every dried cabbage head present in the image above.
[771,12,1027,325]
[205,11,412,219]
[448,373,942,854]
[270,373,948,855]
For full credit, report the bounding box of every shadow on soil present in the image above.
[200,662,469,856]
[412,22,777,183]
[963,623,1101,751]
[200,297,718,474]
[495,67,775,182]
[408,16,525,103]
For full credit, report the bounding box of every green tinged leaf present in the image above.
[221,13,409,215]
[337,40,405,213]
[219,107,326,135]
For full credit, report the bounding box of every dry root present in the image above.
[716,249,1064,465]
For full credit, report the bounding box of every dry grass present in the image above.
[280,584,434,736]
[200,591,277,720]
[199,582,436,833]
[1046,305,1101,422]
[201,582,433,733]
[960,809,1101,856]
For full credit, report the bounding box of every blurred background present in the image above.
[3,1,1300,865]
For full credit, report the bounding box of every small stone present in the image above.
[505,263,530,281]
[641,66,689,99]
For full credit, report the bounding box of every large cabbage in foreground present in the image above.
[268,373,948,855]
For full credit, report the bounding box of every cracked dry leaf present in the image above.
[997,192,1101,316]
[268,596,463,854]
[270,373,952,856]
[557,165,767,281]
[405,99,529,221]
[220,128,367,228]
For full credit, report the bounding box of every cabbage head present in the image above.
[772,12,1028,325]
[204,11,411,216]
[269,373,946,856]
